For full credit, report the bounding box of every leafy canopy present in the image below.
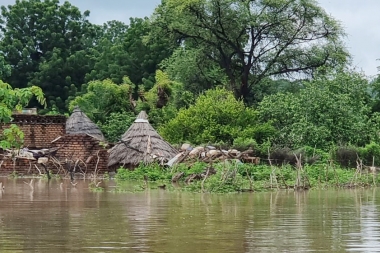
[0,0,95,111]
[86,18,177,91]
[152,0,348,102]
[69,78,134,123]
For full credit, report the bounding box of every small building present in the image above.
[65,106,105,141]
[0,114,66,176]
[0,114,66,149]
[107,111,178,170]
[51,106,109,174]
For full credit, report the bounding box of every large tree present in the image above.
[152,0,349,102]
[86,18,177,91]
[0,0,96,111]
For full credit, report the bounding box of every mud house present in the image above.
[0,107,109,176]
[50,106,109,175]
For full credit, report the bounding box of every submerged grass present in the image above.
[114,161,380,193]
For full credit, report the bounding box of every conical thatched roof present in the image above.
[108,111,178,168]
[66,106,105,141]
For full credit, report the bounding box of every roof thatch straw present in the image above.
[66,106,105,141]
[108,111,178,168]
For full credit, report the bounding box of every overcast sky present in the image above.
[1,0,379,78]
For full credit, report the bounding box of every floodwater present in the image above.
[1,179,380,252]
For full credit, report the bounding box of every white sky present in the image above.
[1,0,379,78]
[318,0,380,78]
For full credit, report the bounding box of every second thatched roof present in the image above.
[66,106,105,141]
[107,111,178,168]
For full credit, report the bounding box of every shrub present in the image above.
[333,146,359,168]
[115,163,172,181]
[159,88,275,145]
[358,142,380,166]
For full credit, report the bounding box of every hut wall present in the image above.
[0,115,66,149]
[51,134,109,174]
[0,158,41,176]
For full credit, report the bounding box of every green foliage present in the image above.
[160,88,275,145]
[258,70,374,149]
[161,47,228,95]
[0,124,24,149]
[143,70,175,109]
[152,0,348,102]
[115,163,172,182]
[86,18,177,90]
[0,80,45,149]
[250,78,305,105]
[69,78,133,124]
[114,160,379,193]
[98,111,135,143]
[136,70,194,128]
[0,0,95,111]
[358,142,380,167]
[182,162,207,176]
[0,55,10,79]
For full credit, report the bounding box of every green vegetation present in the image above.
[152,0,348,103]
[160,88,275,145]
[2,0,380,187]
[0,0,94,111]
[258,69,376,149]
[88,181,104,192]
[0,80,45,149]
[115,161,380,193]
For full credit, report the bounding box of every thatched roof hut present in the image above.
[107,111,178,168]
[66,106,105,141]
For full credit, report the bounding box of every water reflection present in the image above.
[1,179,380,252]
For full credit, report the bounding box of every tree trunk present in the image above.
[240,75,250,103]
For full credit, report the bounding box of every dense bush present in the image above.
[159,88,275,145]
[258,70,377,150]
[358,142,380,167]
[333,146,359,168]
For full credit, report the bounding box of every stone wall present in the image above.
[0,115,66,149]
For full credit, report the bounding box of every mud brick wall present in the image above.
[0,158,41,176]
[0,115,66,149]
[51,134,109,174]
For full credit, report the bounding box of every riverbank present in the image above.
[114,161,379,193]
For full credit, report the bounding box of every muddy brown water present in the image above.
[0,178,380,252]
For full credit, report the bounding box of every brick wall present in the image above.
[51,134,109,174]
[0,115,112,176]
[0,134,110,176]
[0,115,66,149]
[0,158,40,176]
